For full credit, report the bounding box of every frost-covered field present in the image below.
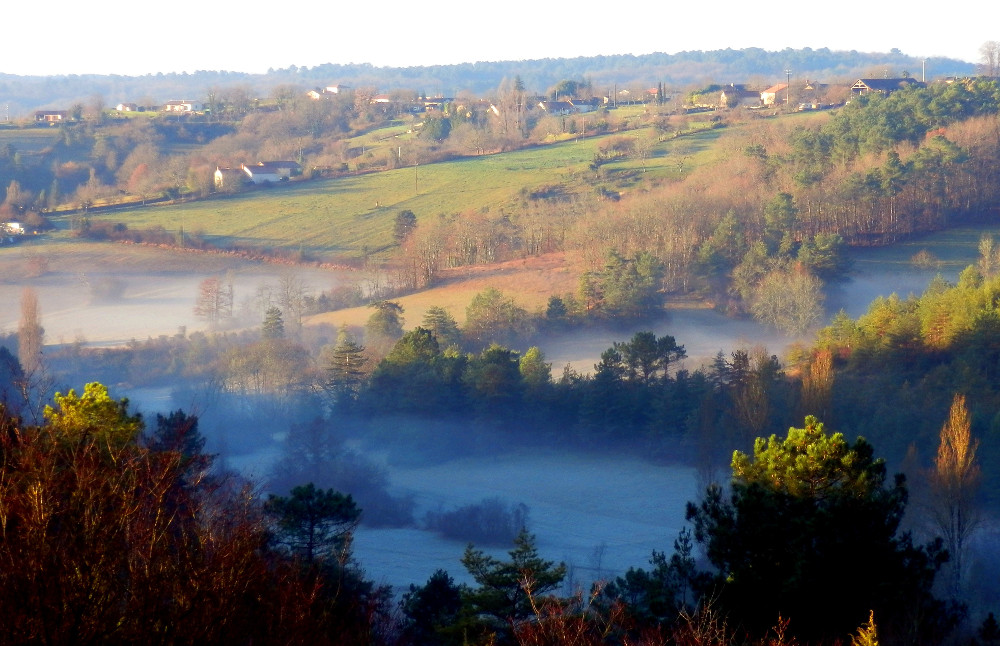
[352,452,697,593]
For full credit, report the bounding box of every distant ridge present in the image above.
[1,48,977,117]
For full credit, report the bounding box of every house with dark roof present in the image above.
[214,167,246,191]
[720,84,761,108]
[34,110,68,122]
[570,98,601,113]
[851,78,925,96]
[422,97,454,112]
[241,161,302,184]
[538,101,575,115]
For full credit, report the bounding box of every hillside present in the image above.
[1,47,976,116]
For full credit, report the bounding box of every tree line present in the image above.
[0,376,984,645]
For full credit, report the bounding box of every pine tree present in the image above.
[264,483,360,565]
[323,326,367,406]
[262,306,285,339]
[460,529,566,641]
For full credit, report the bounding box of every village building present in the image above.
[34,110,68,122]
[538,100,576,115]
[163,100,202,112]
[241,161,302,184]
[213,167,246,191]
[851,78,925,96]
[761,83,789,107]
[720,84,761,108]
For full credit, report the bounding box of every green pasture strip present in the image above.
[74,125,725,260]
[0,127,61,151]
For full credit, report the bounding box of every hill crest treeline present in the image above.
[1,47,976,115]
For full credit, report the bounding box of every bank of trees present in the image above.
[0,326,988,644]
[0,383,389,644]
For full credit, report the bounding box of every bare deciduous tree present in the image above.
[17,287,43,376]
[980,41,1000,78]
[193,276,234,327]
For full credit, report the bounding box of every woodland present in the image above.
[3,48,1000,645]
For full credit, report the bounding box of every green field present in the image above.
[0,126,61,152]
[72,123,722,261]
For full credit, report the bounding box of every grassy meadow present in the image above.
[71,120,723,262]
[0,126,61,152]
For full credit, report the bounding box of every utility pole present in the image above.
[785,69,791,106]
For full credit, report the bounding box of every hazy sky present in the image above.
[4,1,990,76]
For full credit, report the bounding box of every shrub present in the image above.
[424,497,528,545]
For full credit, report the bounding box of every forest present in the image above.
[3,56,1000,644]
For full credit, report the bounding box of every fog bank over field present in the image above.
[352,451,697,592]
[0,246,352,346]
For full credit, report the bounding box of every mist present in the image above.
[4,224,1000,600]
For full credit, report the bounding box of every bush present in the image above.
[424,497,528,545]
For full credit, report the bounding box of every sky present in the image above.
[2,1,991,77]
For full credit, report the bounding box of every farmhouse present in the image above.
[241,161,302,184]
[760,83,788,107]
[163,100,202,112]
[720,84,761,108]
[422,97,454,112]
[308,85,351,100]
[214,167,246,191]
[34,110,68,122]
[538,101,575,115]
[851,78,925,96]
[116,103,138,112]
[570,98,600,113]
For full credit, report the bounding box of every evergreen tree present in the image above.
[262,305,285,339]
[264,483,361,565]
[400,569,464,646]
[322,326,367,406]
[364,300,404,353]
[687,416,961,644]
[394,209,417,243]
[421,305,461,349]
[460,529,566,642]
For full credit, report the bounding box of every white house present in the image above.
[163,100,202,112]
[241,161,302,184]
[760,83,788,107]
